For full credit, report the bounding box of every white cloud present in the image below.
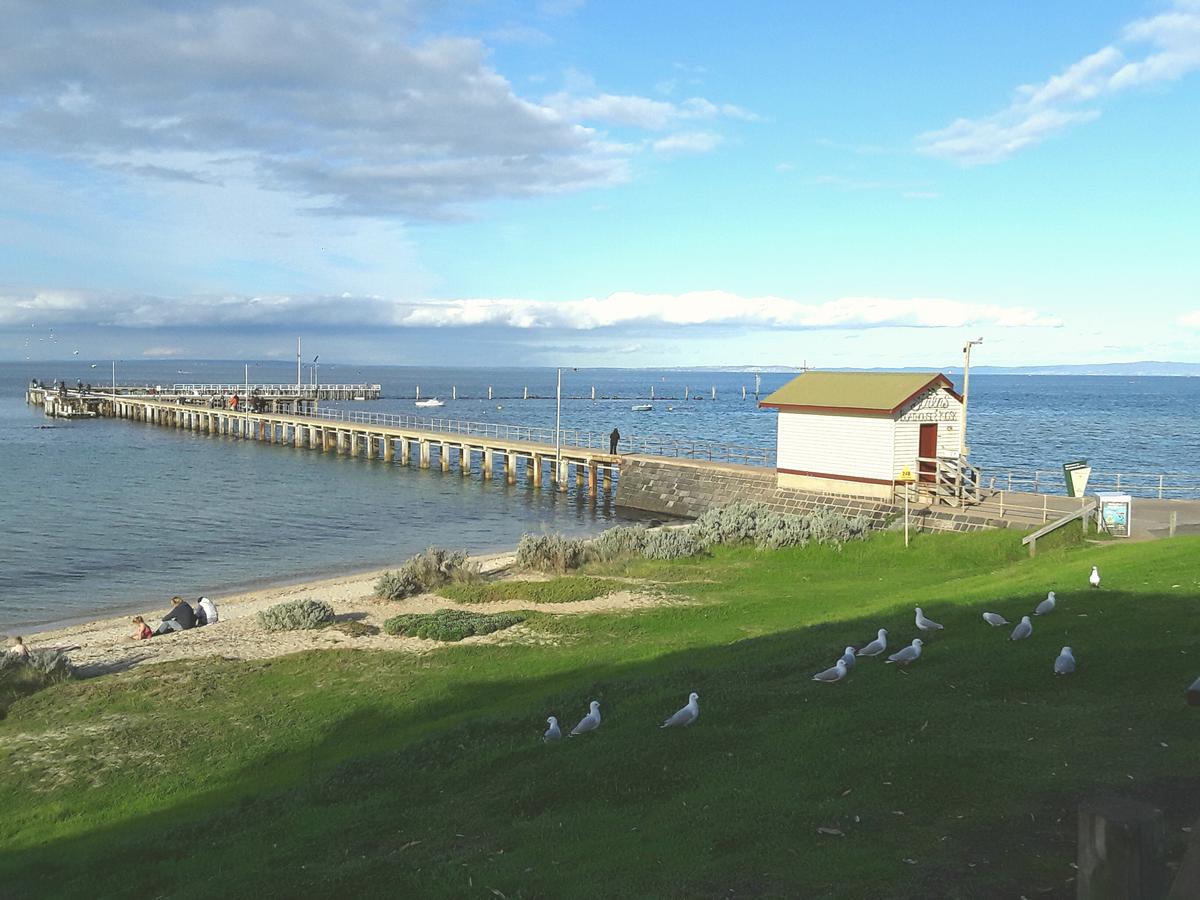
[651,132,722,155]
[142,346,185,358]
[544,92,756,130]
[1180,310,1200,328]
[919,0,1200,164]
[0,288,1061,332]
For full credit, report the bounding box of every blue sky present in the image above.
[1,0,1197,367]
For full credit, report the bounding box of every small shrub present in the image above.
[593,525,650,561]
[515,534,594,574]
[256,599,335,632]
[639,528,709,560]
[382,609,525,642]
[692,501,769,546]
[438,576,617,604]
[691,501,871,551]
[0,650,75,719]
[375,547,480,601]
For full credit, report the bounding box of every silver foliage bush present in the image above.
[1,648,76,679]
[256,599,335,632]
[593,525,650,561]
[515,534,595,574]
[639,528,710,560]
[376,547,479,601]
[692,502,869,550]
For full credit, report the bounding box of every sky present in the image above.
[1,0,1198,368]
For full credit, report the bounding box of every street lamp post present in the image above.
[958,338,983,501]
[555,367,563,489]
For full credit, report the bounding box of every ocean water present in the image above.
[2,361,1197,631]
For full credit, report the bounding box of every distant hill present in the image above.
[680,361,1200,376]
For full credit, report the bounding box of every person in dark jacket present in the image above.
[609,428,620,455]
[154,596,197,635]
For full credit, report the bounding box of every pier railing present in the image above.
[171,383,380,396]
[305,407,776,466]
[983,469,1200,500]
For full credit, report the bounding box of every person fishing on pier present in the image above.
[609,427,621,455]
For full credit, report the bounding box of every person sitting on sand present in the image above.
[197,596,219,626]
[131,616,153,640]
[7,636,29,658]
[153,596,196,635]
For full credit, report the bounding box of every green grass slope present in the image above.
[1,530,1198,899]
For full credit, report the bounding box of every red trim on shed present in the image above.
[776,467,893,486]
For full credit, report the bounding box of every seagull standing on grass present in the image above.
[886,639,923,665]
[982,612,1009,626]
[839,646,857,670]
[813,659,849,683]
[544,716,562,742]
[915,608,943,632]
[570,701,601,736]
[1054,647,1076,675]
[1089,566,1101,589]
[661,692,700,728]
[856,629,888,657]
[1010,616,1033,641]
[1035,592,1057,616]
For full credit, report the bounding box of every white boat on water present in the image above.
[415,398,445,408]
[631,403,653,411]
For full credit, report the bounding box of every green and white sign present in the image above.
[1062,459,1092,498]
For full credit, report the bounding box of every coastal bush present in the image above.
[639,528,710,560]
[438,576,617,605]
[692,501,871,551]
[593,525,650,561]
[382,609,525,642]
[0,650,75,719]
[256,599,335,632]
[515,534,594,574]
[375,547,480,601]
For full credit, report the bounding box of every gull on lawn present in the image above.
[570,701,601,736]
[813,659,849,683]
[886,639,923,666]
[1010,616,1033,641]
[661,692,700,728]
[1054,647,1076,675]
[544,716,562,742]
[856,629,887,657]
[839,646,857,669]
[1035,592,1056,616]
[1089,566,1101,589]
[982,612,1009,626]
[915,608,943,632]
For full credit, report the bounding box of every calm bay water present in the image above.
[2,361,1197,631]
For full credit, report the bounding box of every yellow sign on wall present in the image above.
[897,466,916,482]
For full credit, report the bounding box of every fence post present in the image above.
[1076,797,1166,899]
[1043,494,1048,524]
[1170,511,1178,538]
[1159,474,1164,499]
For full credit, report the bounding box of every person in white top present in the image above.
[197,596,219,625]
[8,636,30,658]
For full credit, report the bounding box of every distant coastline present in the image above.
[663,361,1200,377]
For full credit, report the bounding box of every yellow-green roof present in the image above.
[758,371,955,414]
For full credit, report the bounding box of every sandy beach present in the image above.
[8,550,673,675]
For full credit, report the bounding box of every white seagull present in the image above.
[839,646,857,670]
[544,716,562,742]
[570,700,602,736]
[982,612,1009,626]
[1089,566,1101,589]
[886,639,924,665]
[812,659,849,683]
[915,607,944,632]
[1054,647,1076,675]
[1035,592,1057,616]
[856,629,888,657]
[661,692,700,728]
[1010,616,1033,641]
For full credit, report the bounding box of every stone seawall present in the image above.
[615,456,1009,534]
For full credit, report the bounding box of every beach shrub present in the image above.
[256,599,335,632]
[692,501,770,546]
[515,534,594,574]
[593,525,650,561]
[375,547,480,601]
[639,528,710,560]
[0,650,75,719]
[438,576,617,605]
[691,502,870,551]
[382,609,525,642]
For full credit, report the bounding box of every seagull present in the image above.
[1054,647,1076,675]
[812,659,849,683]
[1089,566,1101,589]
[886,639,924,665]
[1010,616,1033,641]
[856,628,887,657]
[570,700,601,736]
[1035,592,1056,616]
[661,692,700,727]
[915,607,943,632]
[982,612,1009,626]
[839,645,857,670]
[544,716,562,742]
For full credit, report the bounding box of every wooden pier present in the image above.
[93,395,620,497]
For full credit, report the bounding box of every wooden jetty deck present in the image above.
[98,395,621,496]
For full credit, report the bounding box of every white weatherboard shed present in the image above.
[758,372,963,500]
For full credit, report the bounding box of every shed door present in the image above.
[918,423,938,483]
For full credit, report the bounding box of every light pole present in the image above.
[554,367,576,490]
[958,337,983,500]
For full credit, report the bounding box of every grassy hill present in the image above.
[1,529,1198,898]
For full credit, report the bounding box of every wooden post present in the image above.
[556,459,567,492]
[294,424,302,448]
[506,452,517,484]
[419,441,430,469]
[1028,535,1037,558]
[460,446,470,476]
[1169,511,1178,538]
[401,439,410,465]
[1076,797,1166,899]
[441,442,449,472]
[532,454,543,487]
[587,461,597,498]
[575,462,583,490]
[482,449,493,480]
[383,437,394,462]
[603,467,611,494]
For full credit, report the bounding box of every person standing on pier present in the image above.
[229,393,239,411]
[609,427,620,455]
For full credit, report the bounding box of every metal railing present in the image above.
[983,469,1200,500]
[172,383,380,395]
[296,407,775,465]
